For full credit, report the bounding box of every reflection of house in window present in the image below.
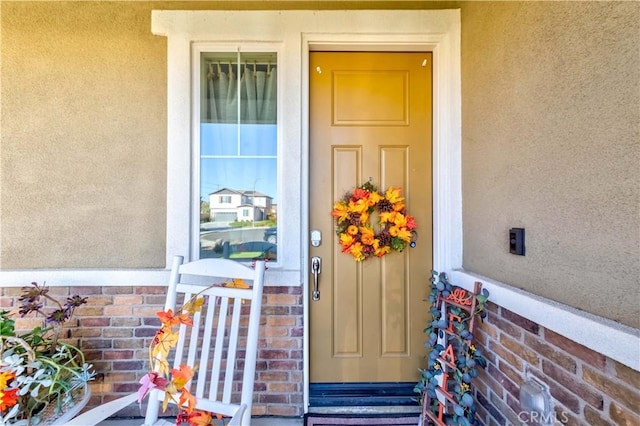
[209,188,273,223]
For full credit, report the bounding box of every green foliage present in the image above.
[415,271,489,426]
[0,311,15,336]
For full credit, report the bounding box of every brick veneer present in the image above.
[1,284,304,418]
[3,286,638,424]
[473,302,640,425]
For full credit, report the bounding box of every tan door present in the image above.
[309,52,432,383]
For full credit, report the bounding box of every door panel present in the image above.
[310,52,432,384]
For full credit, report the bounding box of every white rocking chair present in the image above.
[68,255,266,426]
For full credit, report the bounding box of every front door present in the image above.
[309,52,433,389]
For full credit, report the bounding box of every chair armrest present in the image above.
[66,392,139,426]
[227,404,247,426]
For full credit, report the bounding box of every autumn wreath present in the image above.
[331,181,417,261]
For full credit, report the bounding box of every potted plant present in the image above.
[0,282,95,425]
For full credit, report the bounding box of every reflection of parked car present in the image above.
[200,240,276,261]
[263,227,277,244]
[231,241,277,260]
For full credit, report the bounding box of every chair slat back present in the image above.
[145,256,266,425]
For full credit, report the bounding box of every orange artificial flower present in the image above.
[353,187,370,200]
[0,371,15,389]
[0,388,19,411]
[359,226,375,245]
[406,215,417,229]
[392,201,406,212]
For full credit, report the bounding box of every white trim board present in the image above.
[450,270,640,371]
[0,269,295,288]
[0,269,169,287]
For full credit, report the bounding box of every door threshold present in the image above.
[309,382,418,408]
[307,406,421,415]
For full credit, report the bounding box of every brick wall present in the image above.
[4,285,638,424]
[473,302,640,425]
[1,284,305,419]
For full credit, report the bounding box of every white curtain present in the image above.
[206,62,277,124]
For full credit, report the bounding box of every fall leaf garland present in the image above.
[137,278,249,426]
[331,182,417,261]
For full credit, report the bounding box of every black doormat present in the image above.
[304,413,420,426]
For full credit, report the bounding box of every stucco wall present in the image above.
[0,1,168,268]
[461,2,639,328]
[1,2,638,326]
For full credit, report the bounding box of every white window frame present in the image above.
[156,19,299,285]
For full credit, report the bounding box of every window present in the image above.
[197,51,278,261]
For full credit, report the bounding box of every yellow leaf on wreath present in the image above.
[349,198,368,215]
[339,233,355,247]
[392,212,408,227]
[350,242,365,261]
[331,202,350,223]
[385,187,404,204]
[379,211,395,224]
[368,191,383,206]
[395,227,412,242]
